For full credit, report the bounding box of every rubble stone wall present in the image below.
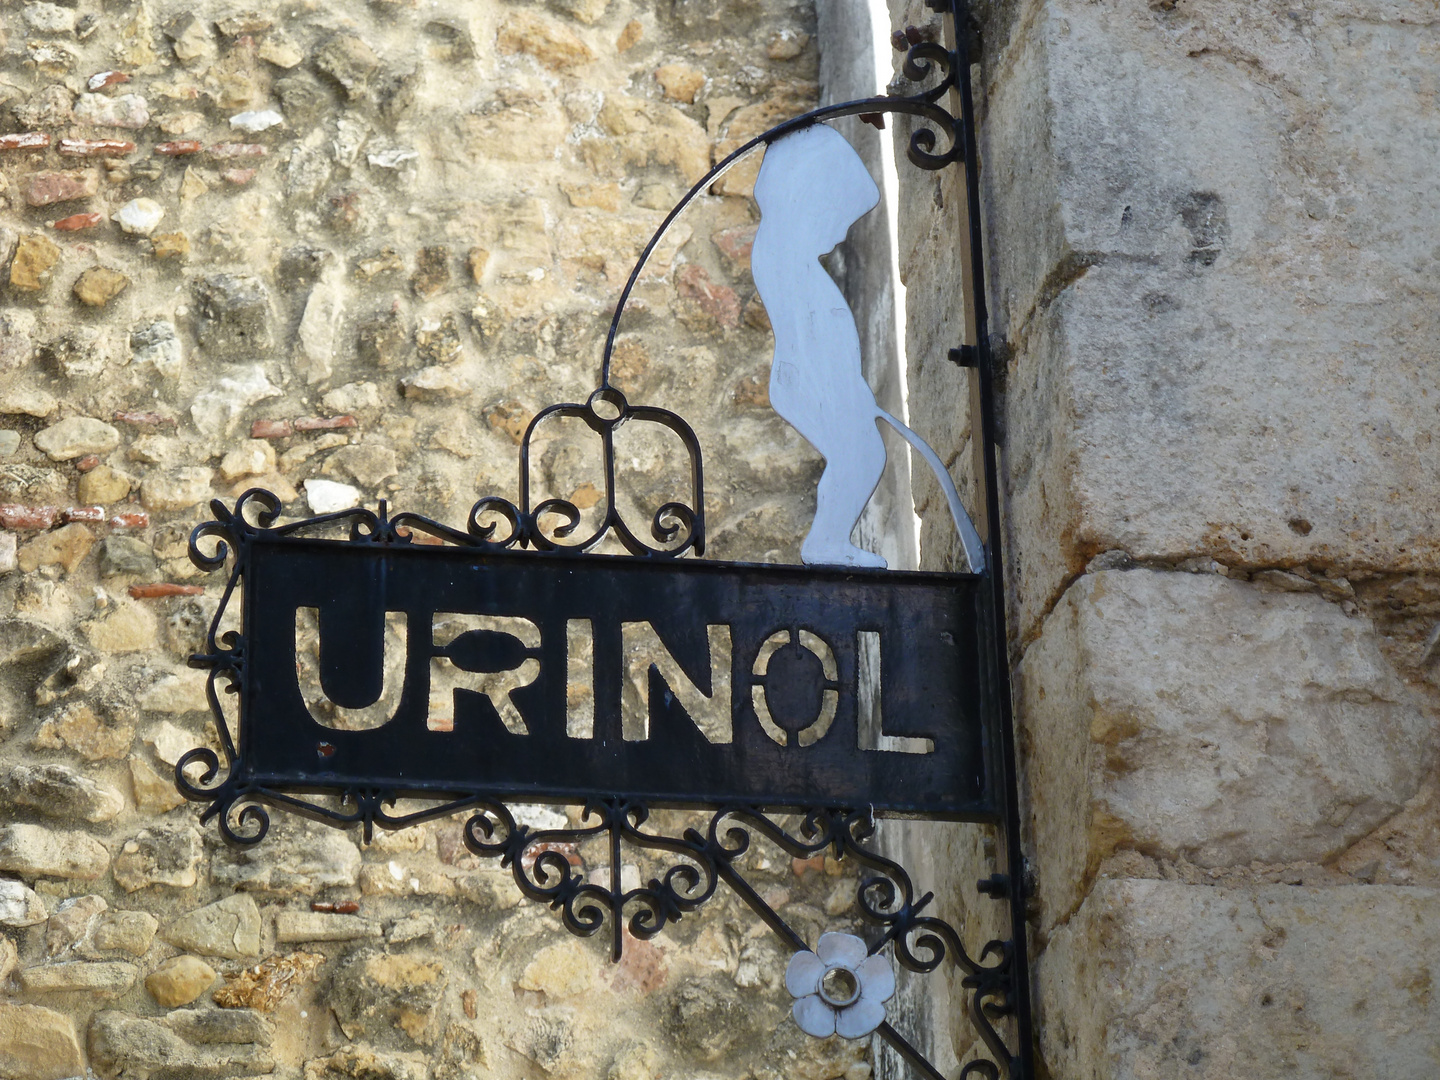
[0,0,899,1077]
[9,0,1432,1075]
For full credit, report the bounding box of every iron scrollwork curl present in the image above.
[450,389,710,559]
[460,802,1021,1079]
[889,30,966,171]
[509,388,706,558]
[177,492,271,845]
[461,799,1022,1078]
[683,807,1019,1080]
[462,799,722,960]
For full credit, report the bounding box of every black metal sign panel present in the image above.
[237,535,997,819]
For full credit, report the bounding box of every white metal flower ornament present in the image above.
[785,932,897,1039]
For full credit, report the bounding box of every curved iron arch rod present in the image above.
[598,95,962,388]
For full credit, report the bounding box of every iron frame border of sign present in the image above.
[175,2,1036,1076]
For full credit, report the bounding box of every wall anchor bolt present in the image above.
[977,873,1010,899]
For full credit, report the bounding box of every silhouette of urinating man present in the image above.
[751,124,985,572]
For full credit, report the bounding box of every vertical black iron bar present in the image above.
[610,806,624,961]
[518,421,534,542]
[949,1,1036,1077]
[602,422,619,543]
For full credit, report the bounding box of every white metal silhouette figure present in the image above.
[751,125,986,572]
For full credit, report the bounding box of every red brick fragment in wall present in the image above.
[611,931,668,995]
[59,139,136,158]
[129,583,205,599]
[155,141,202,157]
[75,455,101,472]
[62,506,106,523]
[395,527,445,546]
[0,132,50,151]
[0,505,59,530]
[251,420,293,439]
[109,511,149,529]
[54,212,104,232]
[22,170,99,207]
[87,71,131,91]
[676,264,741,329]
[520,842,582,874]
[712,224,757,266]
[293,415,356,432]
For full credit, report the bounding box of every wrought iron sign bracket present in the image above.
[177,2,1034,1078]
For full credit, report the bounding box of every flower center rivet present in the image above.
[820,966,860,1007]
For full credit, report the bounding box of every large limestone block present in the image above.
[160,894,261,959]
[328,948,448,1046]
[983,1,1440,636]
[0,824,110,880]
[0,763,125,823]
[112,824,203,891]
[0,1003,85,1080]
[1019,569,1435,931]
[210,817,361,893]
[20,960,138,997]
[273,910,379,943]
[88,1011,274,1079]
[0,879,48,926]
[1038,880,1440,1079]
